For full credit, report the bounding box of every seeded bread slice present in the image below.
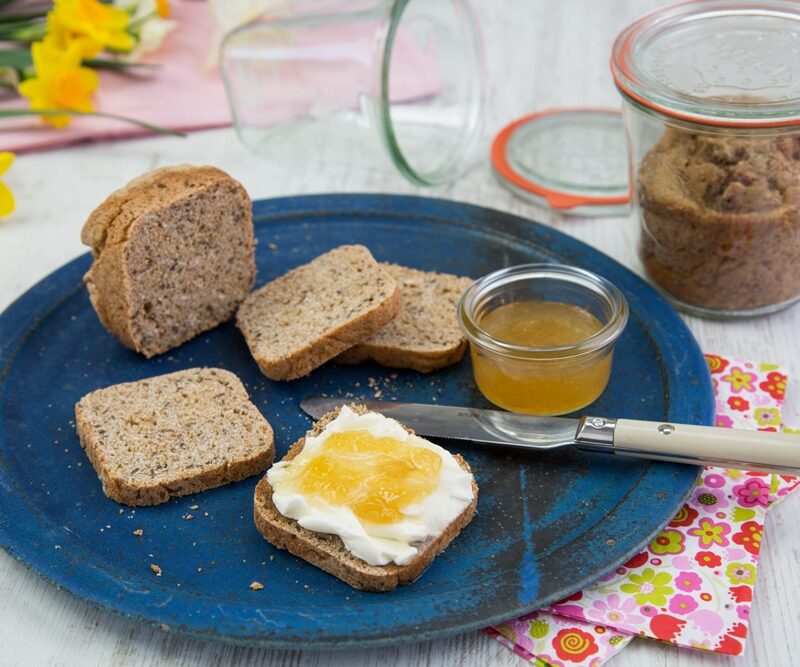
[253,404,478,592]
[81,165,256,358]
[236,246,401,381]
[334,264,474,373]
[75,368,274,506]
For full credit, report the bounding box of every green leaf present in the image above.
[0,19,45,41]
[83,58,161,71]
[0,11,48,23]
[0,108,186,137]
[0,48,31,70]
[0,51,161,72]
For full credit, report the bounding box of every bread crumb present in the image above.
[133,529,143,536]
[189,505,199,510]
[150,564,162,576]
[185,514,194,521]
[249,581,264,591]
[268,243,278,251]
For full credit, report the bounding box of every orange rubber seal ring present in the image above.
[491,108,631,210]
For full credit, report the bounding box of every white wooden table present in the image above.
[1,1,798,665]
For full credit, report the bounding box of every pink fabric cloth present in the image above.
[0,2,441,154]
[1,1,228,153]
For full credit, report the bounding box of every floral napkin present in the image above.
[488,355,798,665]
[487,611,633,666]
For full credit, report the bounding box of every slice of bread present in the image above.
[81,165,256,358]
[334,264,474,373]
[253,405,478,591]
[236,245,401,381]
[75,367,274,506]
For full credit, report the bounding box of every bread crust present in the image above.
[334,340,468,374]
[81,165,255,357]
[253,405,478,591]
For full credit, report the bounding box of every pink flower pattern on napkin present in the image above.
[486,611,632,666]
[489,355,799,665]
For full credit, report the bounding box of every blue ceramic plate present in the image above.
[0,194,712,649]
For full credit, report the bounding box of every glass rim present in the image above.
[378,0,485,185]
[458,264,629,360]
[611,0,800,129]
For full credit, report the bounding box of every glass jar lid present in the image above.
[612,0,800,128]
[491,108,630,216]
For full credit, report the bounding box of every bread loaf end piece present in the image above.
[81,165,255,357]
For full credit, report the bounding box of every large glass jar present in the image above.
[612,0,800,319]
[220,0,484,186]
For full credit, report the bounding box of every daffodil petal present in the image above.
[0,152,14,176]
[43,113,72,129]
[80,67,100,93]
[0,181,15,217]
[17,78,44,105]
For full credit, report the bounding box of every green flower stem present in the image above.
[82,58,161,70]
[0,108,185,137]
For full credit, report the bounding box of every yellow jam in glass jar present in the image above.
[472,301,611,414]
[458,265,628,416]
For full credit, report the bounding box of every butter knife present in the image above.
[300,397,800,475]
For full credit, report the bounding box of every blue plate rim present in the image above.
[0,193,713,650]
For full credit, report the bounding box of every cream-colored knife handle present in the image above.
[610,418,800,474]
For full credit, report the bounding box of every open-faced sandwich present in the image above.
[254,404,478,591]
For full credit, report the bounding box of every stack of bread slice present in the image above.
[237,245,473,380]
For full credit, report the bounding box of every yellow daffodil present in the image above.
[0,152,15,217]
[18,40,100,128]
[47,0,135,58]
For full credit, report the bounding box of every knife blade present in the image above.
[299,396,800,475]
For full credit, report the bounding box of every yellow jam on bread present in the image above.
[267,406,475,566]
[282,431,442,524]
[471,301,612,415]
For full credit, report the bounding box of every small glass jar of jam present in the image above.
[613,0,800,318]
[457,264,628,416]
